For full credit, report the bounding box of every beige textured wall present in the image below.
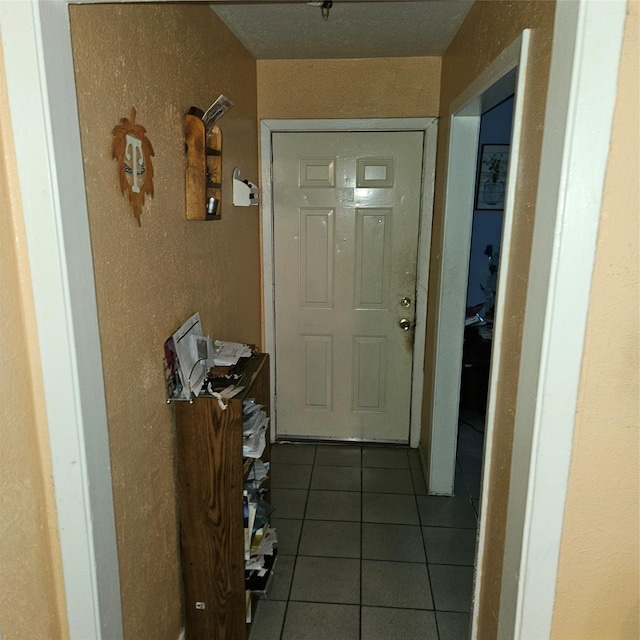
[551,2,640,637]
[257,57,441,119]
[0,44,67,640]
[424,2,555,637]
[70,5,260,638]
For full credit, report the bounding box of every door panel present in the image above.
[300,209,334,307]
[355,208,392,309]
[352,336,387,412]
[273,131,424,442]
[300,334,332,410]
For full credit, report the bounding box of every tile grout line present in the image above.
[415,473,441,640]
[276,444,316,640]
[283,598,438,612]
[283,599,471,616]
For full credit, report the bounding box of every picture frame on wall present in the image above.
[475,144,510,210]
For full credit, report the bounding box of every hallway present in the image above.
[250,433,482,639]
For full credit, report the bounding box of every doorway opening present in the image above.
[425,31,530,638]
[457,96,515,517]
[428,33,529,497]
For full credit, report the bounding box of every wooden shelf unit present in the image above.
[184,113,222,221]
[175,354,270,639]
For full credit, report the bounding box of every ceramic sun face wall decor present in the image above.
[112,107,155,225]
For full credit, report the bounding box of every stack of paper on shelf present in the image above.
[242,398,269,458]
[249,526,278,560]
[244,487,278,593]
[243,491,257,562]
[245,526,278,590]
[246,460,270,487]
[245,550,277,594]
[213,340,253,367]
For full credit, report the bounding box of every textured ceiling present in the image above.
[211,1,473,59]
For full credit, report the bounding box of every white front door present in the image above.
[272,131,424,442]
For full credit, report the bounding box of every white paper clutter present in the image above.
[242,398,269,458]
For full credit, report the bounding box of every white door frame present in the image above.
[430,33,529,497]
[260,118,438,448]
[498,1,627,638]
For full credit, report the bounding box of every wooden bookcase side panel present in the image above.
[175,354,270,640]
[175,399,246,640]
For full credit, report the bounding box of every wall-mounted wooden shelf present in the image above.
[185,113,222,221]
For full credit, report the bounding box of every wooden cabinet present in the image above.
[185,112,222,220]
[175,354,270,639]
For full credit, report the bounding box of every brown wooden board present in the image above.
[176,397,244,639]
[175,354,270,639]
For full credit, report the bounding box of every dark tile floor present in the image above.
[249,418,484,640]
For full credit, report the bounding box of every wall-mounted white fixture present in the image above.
[232,168,259,206]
